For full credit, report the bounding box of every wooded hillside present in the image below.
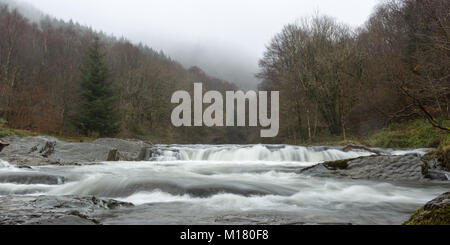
[0,4,246,143]
[258,0,449,144]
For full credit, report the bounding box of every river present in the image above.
[0,144,448,224]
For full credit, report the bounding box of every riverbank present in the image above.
[0,136,152,166]
[2,119,448,148]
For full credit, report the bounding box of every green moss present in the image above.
[436,144,450,171]
[422,150,438,161]
[424,143,450,171]
[0,127,29,138]
[367,119,449,148]
[323,158,354,170]
[0,125,97,142]
[299,119,448,148]
[404,204,450,225]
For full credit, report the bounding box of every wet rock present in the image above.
[146,147,161,160]
[422,150,450,181]
[0,136,55,166]
[30,215,99,225]
[0,141,9,152]
[90,196,133,209]
[147,146,180,160]
[0,136,152,166]
[342,144,380,155]
[323,158,353,170]
[107,149,120,161]
[0,195,133,225]
[92,138,152,161]
[49,141,116,165]
[0,172,65,185]
[404,192,450,225]
[300,154,443,182]
[39,141,56,157]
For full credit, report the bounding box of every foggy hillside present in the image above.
[3,0,380,90]
[0,0,43,22]
[1,0,260,89]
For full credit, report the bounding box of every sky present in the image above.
[17,0,380,89]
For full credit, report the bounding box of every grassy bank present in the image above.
[290,119,449,149]
[0,126,96,143]
[366,119,449,148]
[0,127,29,138]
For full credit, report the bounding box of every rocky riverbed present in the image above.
[300,154,450,182]
[0,136,448,225]
[0,195,133,225]
[0,136,152,166]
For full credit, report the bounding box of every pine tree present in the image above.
[74,37,120,137]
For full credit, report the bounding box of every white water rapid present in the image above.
[0,145,447,224]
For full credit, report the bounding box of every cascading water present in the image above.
[0,144,447,224]
[0,159,12,169]
[149,144,373,162]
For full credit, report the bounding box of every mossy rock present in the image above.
[422,150,438,161]
[404,192,450,225]
[323,158,354,170]
[422,144,450,171]
[436,145,450,171]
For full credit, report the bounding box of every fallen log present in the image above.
[0,141,9,152]
[342,144,380,155]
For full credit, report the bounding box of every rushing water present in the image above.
[0,145,447,224]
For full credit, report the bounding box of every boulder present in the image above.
[92,138,151,161]
[0,136,153,166]
[404,192,450,225]
[0,172,65,185]
[0,195,133,225]
[422,148,450,180]
[300,154,447,182]
[0,136,58,166]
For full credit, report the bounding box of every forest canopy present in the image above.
[258,0,449,144]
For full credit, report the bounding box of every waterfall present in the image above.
[149,145,373,162]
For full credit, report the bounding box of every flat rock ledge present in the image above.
[300,154,450,182]
[404,192,450,225]
[0,136,152,167]
[0,195,133,225]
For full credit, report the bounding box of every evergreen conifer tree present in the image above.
[74,37,120,137]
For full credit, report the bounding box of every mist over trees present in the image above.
[0,3,244,143]
[258,0,449,144]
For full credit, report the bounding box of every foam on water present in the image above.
[0,145,446,224]
[115,180,440,212]
[389,149,430,156]
[0,159,12,169]
[152,144,374,162]
[9,161,440,212]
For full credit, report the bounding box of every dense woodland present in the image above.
[0,3,248,143]
[0,0,449,144]
[258,0,449,144]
